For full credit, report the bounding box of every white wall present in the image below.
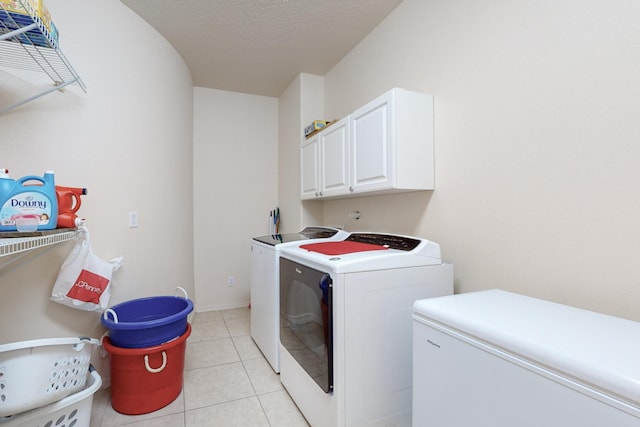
[276,75,304,233]
[278,73,326,232]
[318,0,640,321]
[0,0,194,351]
[193,88,278,311]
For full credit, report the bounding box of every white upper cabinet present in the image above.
[351,88,434,194]
[301,88,434,200]
[319,117,350,198]
[301,134,320,199]
[301,117,350,200]
[350,91,394,193]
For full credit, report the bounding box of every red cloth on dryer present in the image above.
[299,241,389,255]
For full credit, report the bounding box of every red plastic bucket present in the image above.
[102,323,191,415]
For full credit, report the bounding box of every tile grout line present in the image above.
[223,310,276,426]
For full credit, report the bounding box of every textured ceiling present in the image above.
[120,0,402,97]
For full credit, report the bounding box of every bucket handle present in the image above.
[175,286,188,299]
[144,351,167,373]
[103,308,119,323]
[98,331,110,358]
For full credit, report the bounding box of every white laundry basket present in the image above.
[0,337,99,417]
[0,366,101,427]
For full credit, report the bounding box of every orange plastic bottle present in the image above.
[55,186,87,228]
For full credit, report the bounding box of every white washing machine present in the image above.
[250,227,349,373]
[413,289,640,427]
[278,233,453,427]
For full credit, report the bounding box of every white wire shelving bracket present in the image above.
[0,0,86,114]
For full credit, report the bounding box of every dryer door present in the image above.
[279,256,333,393]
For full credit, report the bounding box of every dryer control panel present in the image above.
[346,233,421,251]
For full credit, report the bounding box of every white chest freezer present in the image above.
[412,289,640,427]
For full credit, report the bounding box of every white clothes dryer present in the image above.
[278,232,453,427]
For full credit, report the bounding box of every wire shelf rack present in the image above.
[0,230,77,257]
[0,0,85,113]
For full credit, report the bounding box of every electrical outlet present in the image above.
[228,275,235,286]
[129,211,139,228]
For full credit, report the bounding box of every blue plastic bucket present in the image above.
[102,287,193,348]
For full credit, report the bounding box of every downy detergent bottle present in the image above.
[0,170,58,231]
[0,169,13,198]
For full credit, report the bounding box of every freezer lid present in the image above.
[413,289,640,408]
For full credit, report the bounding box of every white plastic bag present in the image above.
[51,226,123,311]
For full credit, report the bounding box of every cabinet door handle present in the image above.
[349,186,354,192]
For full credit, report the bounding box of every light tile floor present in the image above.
[90,307,310,427]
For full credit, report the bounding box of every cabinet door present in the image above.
[350,91,394,193]
[320,117,350,198]
[301,135,320,199]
